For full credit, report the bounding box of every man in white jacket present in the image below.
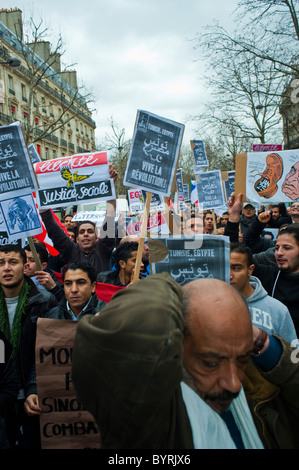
[230,243,297,344]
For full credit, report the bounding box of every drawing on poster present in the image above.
[281,161,299,200]
[60,165,94,187]
[253,153,283,198]
[3,195,41,233]
[247,149,299,203]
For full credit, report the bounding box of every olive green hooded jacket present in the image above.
[71,273,299,449]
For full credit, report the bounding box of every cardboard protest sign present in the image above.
[190,139,209,172]
[151,235,230,285]
[0,122,38,199]
[123,110,184,196]
[246,149,299,203]
[0,192,42,241]
[196,170,225,209]
[34,151,116,209]
[35,318,101,449]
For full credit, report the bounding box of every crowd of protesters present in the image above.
[1,179,299,449]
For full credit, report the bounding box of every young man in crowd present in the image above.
[46,261,105,320]
[230,243,297,343]
[97,241,144,286]
[0,245,57,448]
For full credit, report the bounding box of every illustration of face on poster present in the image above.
[281,161,299,200]
[246,150,299,203]
[0,193,42,239]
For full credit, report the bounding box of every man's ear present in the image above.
[248,264,255,276]
[119,260,126,270]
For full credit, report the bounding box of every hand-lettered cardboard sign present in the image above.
[35,318,101,449]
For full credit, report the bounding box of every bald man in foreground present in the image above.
[72,273,299,449]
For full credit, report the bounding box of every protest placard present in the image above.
[28,143,41,164]
[72,211,106,226]
[150,235,230,285]
[252,144,282,152]
[34,151,116,209]
[222,170,235,202]
[35,318,101,449]
[123,110,184,197]
[246,148,299,203]
[190,139,209,172]
[127,188,165,214]
[183,183,189,202]
[176,168,185,210]
[0,122,38,200]
[196,170,225,209]
[0,192,42,241]
[126,212,170,236]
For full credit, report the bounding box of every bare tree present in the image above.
[14,17,94,145]
[104,117,132,196]
[192,22,285,150]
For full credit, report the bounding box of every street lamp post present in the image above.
[0,57,21,67]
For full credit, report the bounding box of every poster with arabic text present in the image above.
[123,110,184,196]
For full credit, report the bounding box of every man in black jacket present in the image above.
[0,244,57,448]
[39,164,118,275]
[46,261,105,320]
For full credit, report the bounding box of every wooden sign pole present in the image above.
[133,192,152,282]
[27,236,42,271]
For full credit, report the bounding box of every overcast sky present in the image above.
[5,0,239,146]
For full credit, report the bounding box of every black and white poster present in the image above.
[123,110,184,196]
[223,171,235,202]
[0,122,38,200]
[150,235,230,285]
[28,143,41,164]
[176,168,185,209]
[196,170,225,209]
[190,139,209,172]
[183,183,189,202]
[0,193,42,241]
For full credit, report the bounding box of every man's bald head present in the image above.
[182,278,253,414]
[182,278,251,336]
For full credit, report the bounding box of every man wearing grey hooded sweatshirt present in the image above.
[230,243,297,344]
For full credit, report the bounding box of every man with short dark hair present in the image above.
[240,203,257,238]
[0,245,57,448]
[230,243,296,343]
[46,261,105,320]
[97,241,144,286]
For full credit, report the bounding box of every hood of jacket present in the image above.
[247,276,268,304]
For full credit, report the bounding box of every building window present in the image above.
[8,75,15,95]
[21,84,27,102]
